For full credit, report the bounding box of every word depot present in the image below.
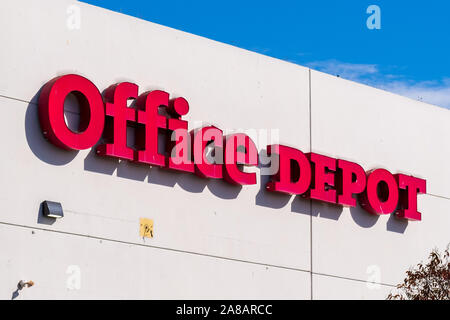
[38,74,427,221]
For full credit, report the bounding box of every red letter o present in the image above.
[359,169,399,215]
[38,74,105,150]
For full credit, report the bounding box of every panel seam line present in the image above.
[0,220,398,287]
[308,68,313,300]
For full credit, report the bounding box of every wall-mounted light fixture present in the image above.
[18,280,34,290]
[42,200,64,219]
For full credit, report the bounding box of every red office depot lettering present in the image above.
[395,174,426,221]
[38,74,105,150]
[266,145,311,195]
[359,169,399,215]
[192,126,223,179]
[336,159,367,207]
[135,90,168,167]
[97,82,138,160]
[308,153,337,204]
[223,133,258,185]
[37,74,428,223]
[167,97,194,173]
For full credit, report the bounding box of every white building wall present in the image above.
[0,0,448,299]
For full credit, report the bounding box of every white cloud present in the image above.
[379,80,450,108]
[306,60,379,81]
[306,60,450,109]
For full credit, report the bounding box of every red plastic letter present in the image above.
[97,82,138,160]
[223,133,258,185]
[135,90,168,167]
[308,153,337,204]
[359,169,399,215]
[266,145,311,195]
[192,126,223,179]
[38,74,105,150]
[394,174,426,221]
[167,97,194,173]
[336,159,367,207]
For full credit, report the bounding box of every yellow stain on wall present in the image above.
[139,218,154,238]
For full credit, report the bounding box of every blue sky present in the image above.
[82,0,450,108]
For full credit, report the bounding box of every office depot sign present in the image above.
[38,74,427,221]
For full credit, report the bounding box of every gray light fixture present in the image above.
[42,200,64,219]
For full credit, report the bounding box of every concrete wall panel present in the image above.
[0,96,311,271]
[0,223,311,299]
[310,192,450,286]
[312,274,394,300]
[310,70,450,199]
